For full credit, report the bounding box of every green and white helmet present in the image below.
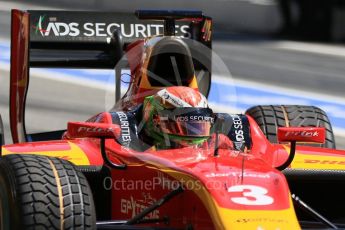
[143,86,214,149]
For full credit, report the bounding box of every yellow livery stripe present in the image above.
[2,142,90,165]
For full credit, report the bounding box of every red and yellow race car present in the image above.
[0,9,344,230]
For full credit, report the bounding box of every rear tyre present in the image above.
[246,105,335,148]
[0,154,96,230]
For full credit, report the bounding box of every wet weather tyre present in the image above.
[0,154,96,230]
[246,105,335,149]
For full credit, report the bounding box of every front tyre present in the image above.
[0,154,96,230]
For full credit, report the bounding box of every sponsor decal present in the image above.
[287,145,345,170]
[158,89,190,107]
[120,194,159,218]
[304,159,345,164]
[235,217,288,224]
[33,14,190,38]
[285,130,319,137]
[116,112,132,147]
[34,15,79,37]
[175,115,214,123]
[77,126,113,134]
[205,172,270,179]
[230,114,246,151]
[214,113,251,150]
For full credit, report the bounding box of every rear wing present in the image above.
[10,9,213,143]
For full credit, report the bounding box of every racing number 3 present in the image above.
[228,185,274,205]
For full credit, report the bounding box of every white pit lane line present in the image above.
[271,41,345,58]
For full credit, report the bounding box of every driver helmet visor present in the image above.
[156,108,214,137]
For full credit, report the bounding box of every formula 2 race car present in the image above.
[1,9,345,230]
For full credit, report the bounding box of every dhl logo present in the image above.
[284,145,345,170]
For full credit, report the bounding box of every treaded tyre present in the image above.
[246,105,335,149]
[0,154,96,230]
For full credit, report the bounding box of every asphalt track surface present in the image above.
[1,2,345,149]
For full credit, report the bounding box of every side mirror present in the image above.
[276,127,326,170]
[67,122,120,139]
[67,122,126,170]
